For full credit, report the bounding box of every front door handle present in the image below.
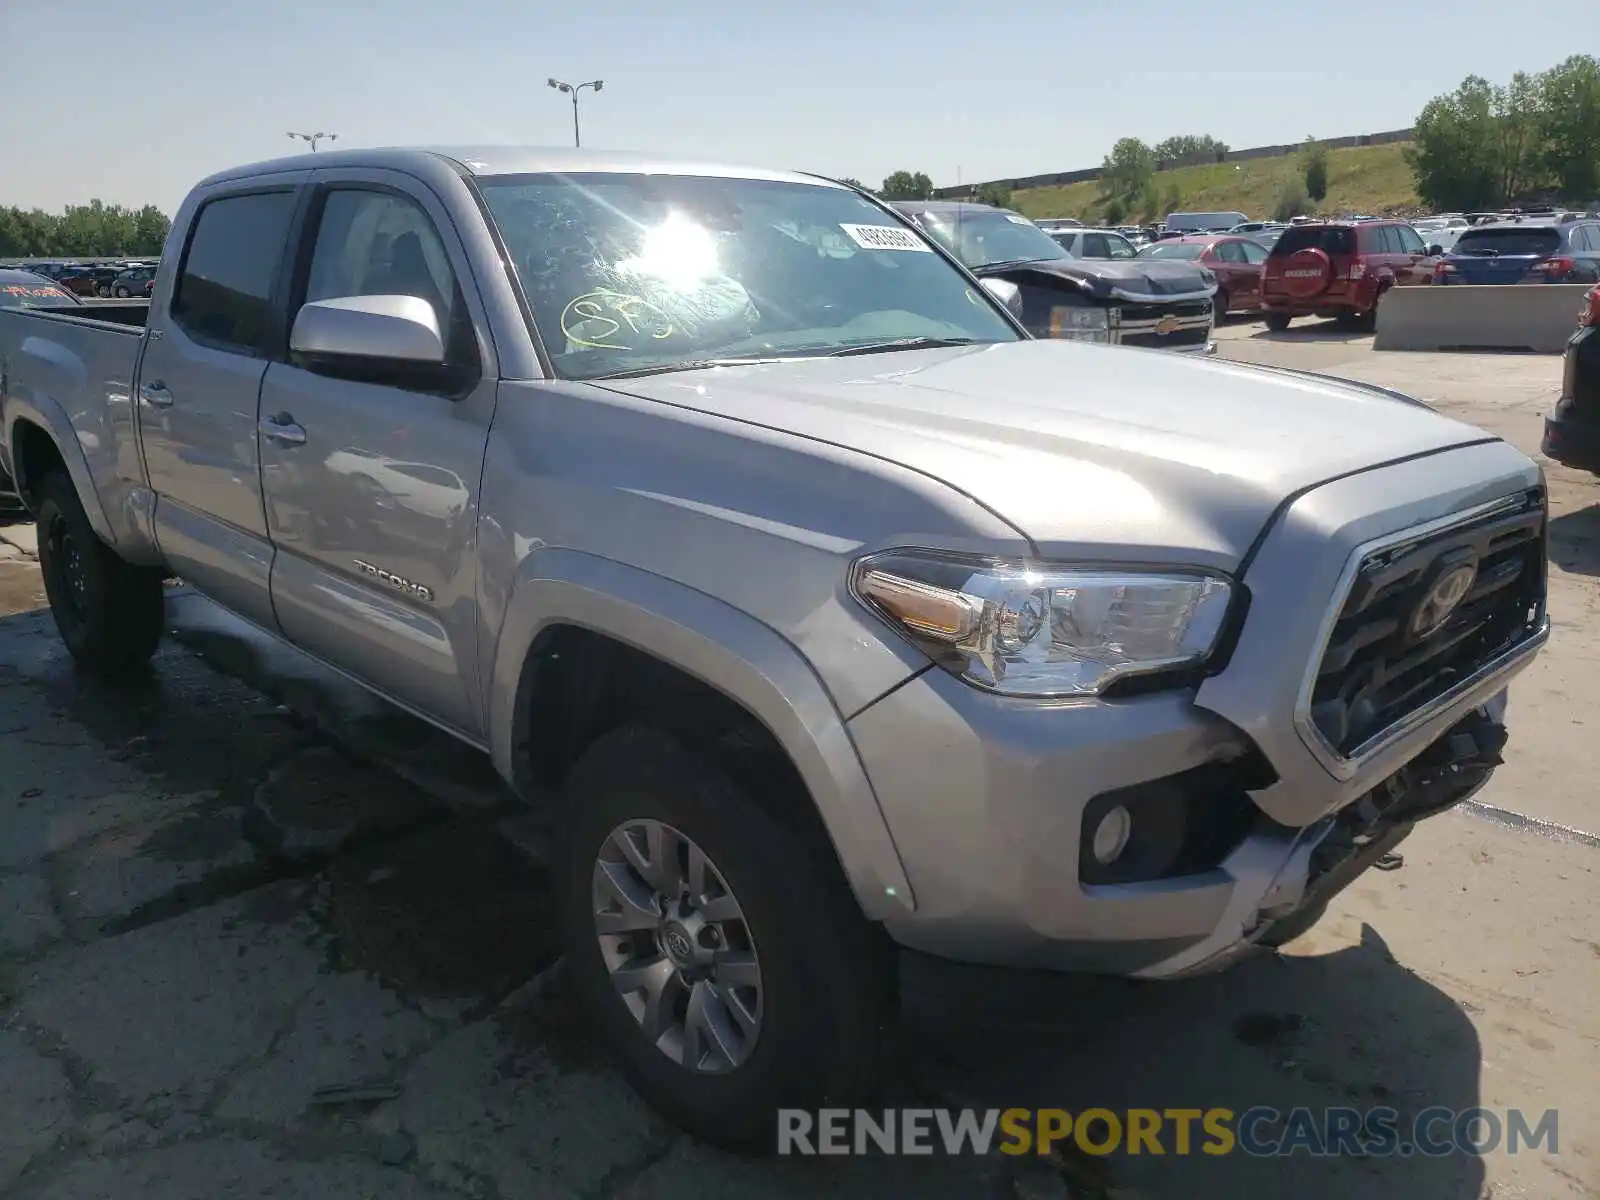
[260,413,307,447]
[139,380,173,408]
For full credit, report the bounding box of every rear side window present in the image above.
[1453,228,1562,257]
[1269,226,1354,257]
[171,192,297,355]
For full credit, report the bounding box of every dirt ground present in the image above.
[0,327,1595,1199]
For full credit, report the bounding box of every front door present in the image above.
[257,174,497,739]
[139,182,305,628]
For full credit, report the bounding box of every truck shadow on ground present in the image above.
[903,931,1488,1199]
[0,598,1488,1199]
[1247,319,1373,344]
[1548,502,1600,578]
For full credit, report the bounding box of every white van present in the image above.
[1164,210,1249,233]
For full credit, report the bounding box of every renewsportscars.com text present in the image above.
[777,1107,1560,1158]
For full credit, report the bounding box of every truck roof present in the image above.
[197,145,840,189]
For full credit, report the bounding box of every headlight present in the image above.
[852,550,1234,697]
[1048,305,1110,342]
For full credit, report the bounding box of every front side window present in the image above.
[1104,234,1137,259]
[171,191,296,354]
[304,189,458,330]
[477,174,1021,379]
[1240,240,1267,264]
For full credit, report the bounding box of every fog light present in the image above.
[1091,804,1133,865]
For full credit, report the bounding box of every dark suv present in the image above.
[1260,220,1434,331]
[1434,219,1600,286]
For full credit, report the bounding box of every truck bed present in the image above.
[0,300,151,505]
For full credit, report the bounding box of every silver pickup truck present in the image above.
[0,147,1550,1150]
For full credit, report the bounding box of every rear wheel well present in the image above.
[11,420,67,508]
[511,625,833,848]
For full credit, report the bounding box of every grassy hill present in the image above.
[1007,141,1420,223]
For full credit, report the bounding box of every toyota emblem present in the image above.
[1408,563,1477,640]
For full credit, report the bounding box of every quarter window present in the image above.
[170,192,296,354]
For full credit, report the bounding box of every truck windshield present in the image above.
[476,173,1022,380]
[911,210,1071,270]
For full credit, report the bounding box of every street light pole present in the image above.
[545,78,604,148]
[286,131,338,152]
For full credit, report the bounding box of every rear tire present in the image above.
[1264,311,1292,332]
[36,471,165,676]
[558,725,894,1153]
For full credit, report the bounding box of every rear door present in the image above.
[1236,239,1267,307]
[139,179,307,628]
[256,171,498,739]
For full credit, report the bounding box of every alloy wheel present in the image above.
[591,818,763,1074]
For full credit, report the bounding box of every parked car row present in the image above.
[11,258,158,298]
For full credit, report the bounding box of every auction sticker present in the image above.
[839,224,933,252]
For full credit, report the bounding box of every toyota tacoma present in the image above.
[0,147,1549,1150]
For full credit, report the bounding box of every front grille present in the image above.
[1117,300,1213,324]
[1309,490,1546,758]
[1119,324,1211,350]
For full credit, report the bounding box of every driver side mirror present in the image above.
[291,295,446,365]
[979,276,1025,320]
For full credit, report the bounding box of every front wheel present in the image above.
[1264,311,1292,332]
[1213,288,1230,321]
[36,471,166,676]
[559,725,894,1152]
[113,286,129,297]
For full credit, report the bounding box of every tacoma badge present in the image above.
[353,559,434,602]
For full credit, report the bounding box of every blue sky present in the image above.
[0,0,1579,214]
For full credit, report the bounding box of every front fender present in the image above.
[486,546,917,920]
[3,397,116,544]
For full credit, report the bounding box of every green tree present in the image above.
[879,170,934,201]
[1273,177,1311,222]
[1098,138,1155,212]
[973,182,1012,209]
[1406,76,1502,211]
[1302,136,1329,202]
[131,205,171,256]
[1493,70,1542,203]
[1100,195,1127,225]
[1535,55,1600,200]
[1152,134,1230,167]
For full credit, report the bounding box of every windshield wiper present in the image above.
[827,336,980,357]
[589,356,794,380]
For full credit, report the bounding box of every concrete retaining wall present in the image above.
[1373,284,1588,354]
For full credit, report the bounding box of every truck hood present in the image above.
[977,256,1214,300]
[594,339,1495,569]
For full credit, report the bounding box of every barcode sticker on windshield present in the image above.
[839,224,933,252]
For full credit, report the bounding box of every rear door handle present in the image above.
[139,380,173,408]
[260,413,307,447]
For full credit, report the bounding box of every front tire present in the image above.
[36,471,165,676]
[1264,311,1292,332]
[1213,288,1230,321]
[559,725,893,1152]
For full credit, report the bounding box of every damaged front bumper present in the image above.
[1133,698,1509,980]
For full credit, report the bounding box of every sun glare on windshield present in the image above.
[615,211,721,291]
